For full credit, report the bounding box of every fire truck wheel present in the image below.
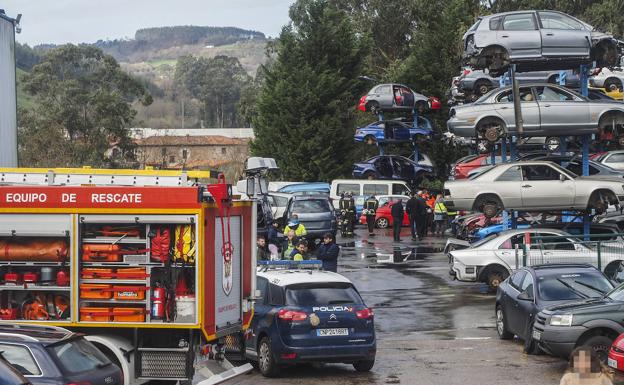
[257,337,279,377]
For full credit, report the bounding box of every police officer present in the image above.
[363,195,379,236]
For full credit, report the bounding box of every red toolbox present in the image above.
[82,244,122,262]
[81,268,113,279]
[80,307,112,322]
[80,284,113,299]
[112,307,145,322]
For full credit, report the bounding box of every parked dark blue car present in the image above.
[353,155,433,184]
[354,118,433,145]
[245,266,376,377]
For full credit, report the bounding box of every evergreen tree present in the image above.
[251,0,368,181]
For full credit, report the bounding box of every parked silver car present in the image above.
[459,68,580,96]
[447,83,624,142]
[444,161,624,217]
[463,11,619,77]
[590,65,624,91]
[595,150,624,171]
[359,83,430,114]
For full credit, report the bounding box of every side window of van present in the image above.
[337,183,360,195]
[392,183,409,195]
[363,184,388,196]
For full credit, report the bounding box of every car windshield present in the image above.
[474,88,498,104]
[606,283,624,301]
[47,337,111,375]
[471,233,498,247]
[285,283,363,306]
[538,272,613,301]
[292,199,331,213]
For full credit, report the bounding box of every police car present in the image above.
[245,262,376,377]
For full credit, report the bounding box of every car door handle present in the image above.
[500,106,509,109]
[522,184,532,188]
[501,35,509,38]
[546,33,554,36]
[543,103,551,107]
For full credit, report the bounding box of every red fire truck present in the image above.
[0,167,256,384]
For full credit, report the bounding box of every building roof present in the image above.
[130,128,254,139]
[135,135,249,146]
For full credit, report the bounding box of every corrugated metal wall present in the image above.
[0,16,17,167]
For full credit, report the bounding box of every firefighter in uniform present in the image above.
[338,193,356,237]
[363,195,379,236]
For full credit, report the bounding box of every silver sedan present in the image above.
[447,83,624,142]
[463,10,618,77]
[443,161,624,217]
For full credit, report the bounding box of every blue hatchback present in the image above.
[354,118,433,145]
[245,267,376,377]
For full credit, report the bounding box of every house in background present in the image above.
[134,135,250,181]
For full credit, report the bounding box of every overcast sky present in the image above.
[0,0,294,45]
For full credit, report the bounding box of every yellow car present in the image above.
[589,86,623,100]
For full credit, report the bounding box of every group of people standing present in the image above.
[256,214,340,272]
[391,190,456,242]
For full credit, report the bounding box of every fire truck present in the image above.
[0,167,256,385]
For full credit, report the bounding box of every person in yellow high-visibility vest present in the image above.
[433,194,448,236]
[283,214,307,237]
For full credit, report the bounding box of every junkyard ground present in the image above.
[217,226,623,385]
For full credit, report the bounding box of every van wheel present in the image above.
[257,337,278,377]
[353,359,375,372]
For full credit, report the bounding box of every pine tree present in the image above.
[251,0,368,181]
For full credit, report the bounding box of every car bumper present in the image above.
[450,260,478,282]
[274,341,377,364]
[609,348,624,371]
[534,324,586,358]
[447,119,475,138]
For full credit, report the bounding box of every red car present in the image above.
[608,334,624,371]
[450,154,503,180]
[359,200,410,229]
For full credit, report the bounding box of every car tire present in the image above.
[523,321,541,355]
[604,260,624,282]
[477,119,505,143]
[353,359,375,372]
[486,267,508,290]
[474,80,491,96]
[604,78,623,92]
[495,305,513,340]
[368,102,381,115]
[257,337,279,377]
[581,335,614,363]
[375,217,389,229]
[588,190,614,214]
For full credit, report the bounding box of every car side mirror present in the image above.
[560,174,567,182]
[518,290,533,301]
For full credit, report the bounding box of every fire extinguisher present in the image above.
[151,283,165,319]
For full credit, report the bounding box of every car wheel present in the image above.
[257,337,278,377]
[495,305,513,340]
[375,217,389,229]
[487,270,506,289]
[477,119,504,143]
[581,335,614,363]
[604,78,623,92]
[474,80,491,96]
[523,321,541,355]
[599,112,624,140]
[588,190,614,214]
[604,261,624,282]
[353,359,375,372]
[368,102,381,115]
[545,137,561,152]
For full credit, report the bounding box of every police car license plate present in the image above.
[609,357,618,369]
[317,328,348,336]
[532,329,541,341]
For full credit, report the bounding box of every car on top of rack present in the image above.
[444,161,624,218]
[459,68,580,97]
[352,155,433,184]
[0,324,122,385]
[354,118,433,145]
[591,63,624,92]
[358,83,440,115]
[245,264,376,377]
[594,150,624,171]
[447,83,624,143]
[496,264,613,355]
[527,154,624,178]
[463,10,619,77]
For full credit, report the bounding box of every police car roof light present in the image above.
[257,260,323,271]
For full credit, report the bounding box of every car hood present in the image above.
[544,298,622,315]
[591,31,615,42]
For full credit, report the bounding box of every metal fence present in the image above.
[512,233,624,279]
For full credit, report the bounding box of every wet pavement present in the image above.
[221,227,583,385]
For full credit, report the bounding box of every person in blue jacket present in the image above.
[317,232,340,272]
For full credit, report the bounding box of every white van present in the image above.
[330,179,412,213]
